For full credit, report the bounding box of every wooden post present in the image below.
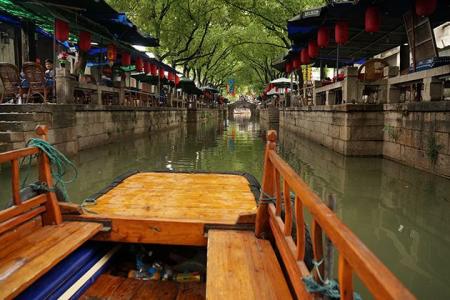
[255,130,277,238]
[325,194,336,279]
[35,125,63,225]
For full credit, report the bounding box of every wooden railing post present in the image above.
[35,125,63,225]
[255,130,277,238]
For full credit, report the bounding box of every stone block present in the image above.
[48,127,77,145]
[349,125,383,141]
[435,132,449,155]
[339,126,351,141]
[383,141,401,159]
[436,154,450,178]
[0,132,24,142]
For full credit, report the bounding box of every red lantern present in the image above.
[121,52,131,66]
[55,19,69,41]
[107,44,117,62]
[135,57,144,72]
[317,26,329,48]
[308,40,319,58]
[78,31,91,52]
[335,21,349,45]
[168,72,175,82]
[144,61,151,74]
[292,57,300,70]
[415,0,437,16]
[150,64,157,76]
[175,75,180,86]
[301,49,310,65]
[365,6,380,33]
[159,68,165,79]
[285,61,292,74]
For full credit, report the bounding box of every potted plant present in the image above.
[57,51,69,68]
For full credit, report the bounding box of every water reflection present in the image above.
[279,127,450,299]
[0,115,448,298]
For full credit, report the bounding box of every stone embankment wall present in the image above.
[0,105,221,155]
[259,107,280,124]
[382,102,450,178]
[279,102,450,178]
[280,105,384,156]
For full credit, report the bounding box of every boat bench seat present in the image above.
[206,230,293,300]
[0,218,101,299]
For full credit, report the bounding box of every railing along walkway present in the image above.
[255,130,415,300]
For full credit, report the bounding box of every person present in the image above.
[44,59,55,87]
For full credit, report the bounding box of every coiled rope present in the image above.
[302,259,362,300]
[21,138,78,201]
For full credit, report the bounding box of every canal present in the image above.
[1,116,449,299]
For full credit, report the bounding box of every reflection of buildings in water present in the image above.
[278,126,450,297]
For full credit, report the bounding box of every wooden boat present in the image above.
[0,125,416,299]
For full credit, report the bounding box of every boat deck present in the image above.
[75,172,258,246]
[81,274,205,300]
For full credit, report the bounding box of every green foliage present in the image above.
[383,125,399,142]
[107,0,324,92]
[425,134,443,166]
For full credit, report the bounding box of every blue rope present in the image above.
[303,259,362,300]
[21,138,78,201]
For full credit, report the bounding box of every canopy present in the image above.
[270,78,299,86]
[287,0,450,63]
[201,86,220,94]
[12,0,158,47]
[178,78,202,95]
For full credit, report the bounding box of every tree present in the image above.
[107,0,324,93]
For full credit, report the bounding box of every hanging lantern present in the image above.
[175,75,180,86]
[285,87,288,94]
[292,57,300,70]
[159,68,165,79]
[301,49,310,65]
[121,52,131,66]
[335,21,349,45]
[78,31,91,52]
[308,40,319,58]
[168,72,175,82]
[365,6,380,33]
[107,44,117,62]
[415,0,437,16]
[135,57,144,72]
[150,64,157,76]
[317,26,329,48]
[55,19,69,41]
[285,61,292,74]
[144,61,151,74]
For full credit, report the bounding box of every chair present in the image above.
[358,58,388,82]
[22,62,48,102]
[358,59,388,103]
[0,63,22,103]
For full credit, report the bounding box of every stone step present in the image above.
[0,121,37,132]
[0,112,52,123]
[0,113,35,121]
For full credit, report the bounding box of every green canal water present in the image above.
[1,116,449,299]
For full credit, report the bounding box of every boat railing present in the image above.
[0,125,62,227]
[255,130,415,300]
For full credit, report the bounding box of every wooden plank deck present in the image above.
[0,221,102,300]
[206,230,292,300]
[76,172,258,246]
[85,172,257,224]
[80,274,205,300]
